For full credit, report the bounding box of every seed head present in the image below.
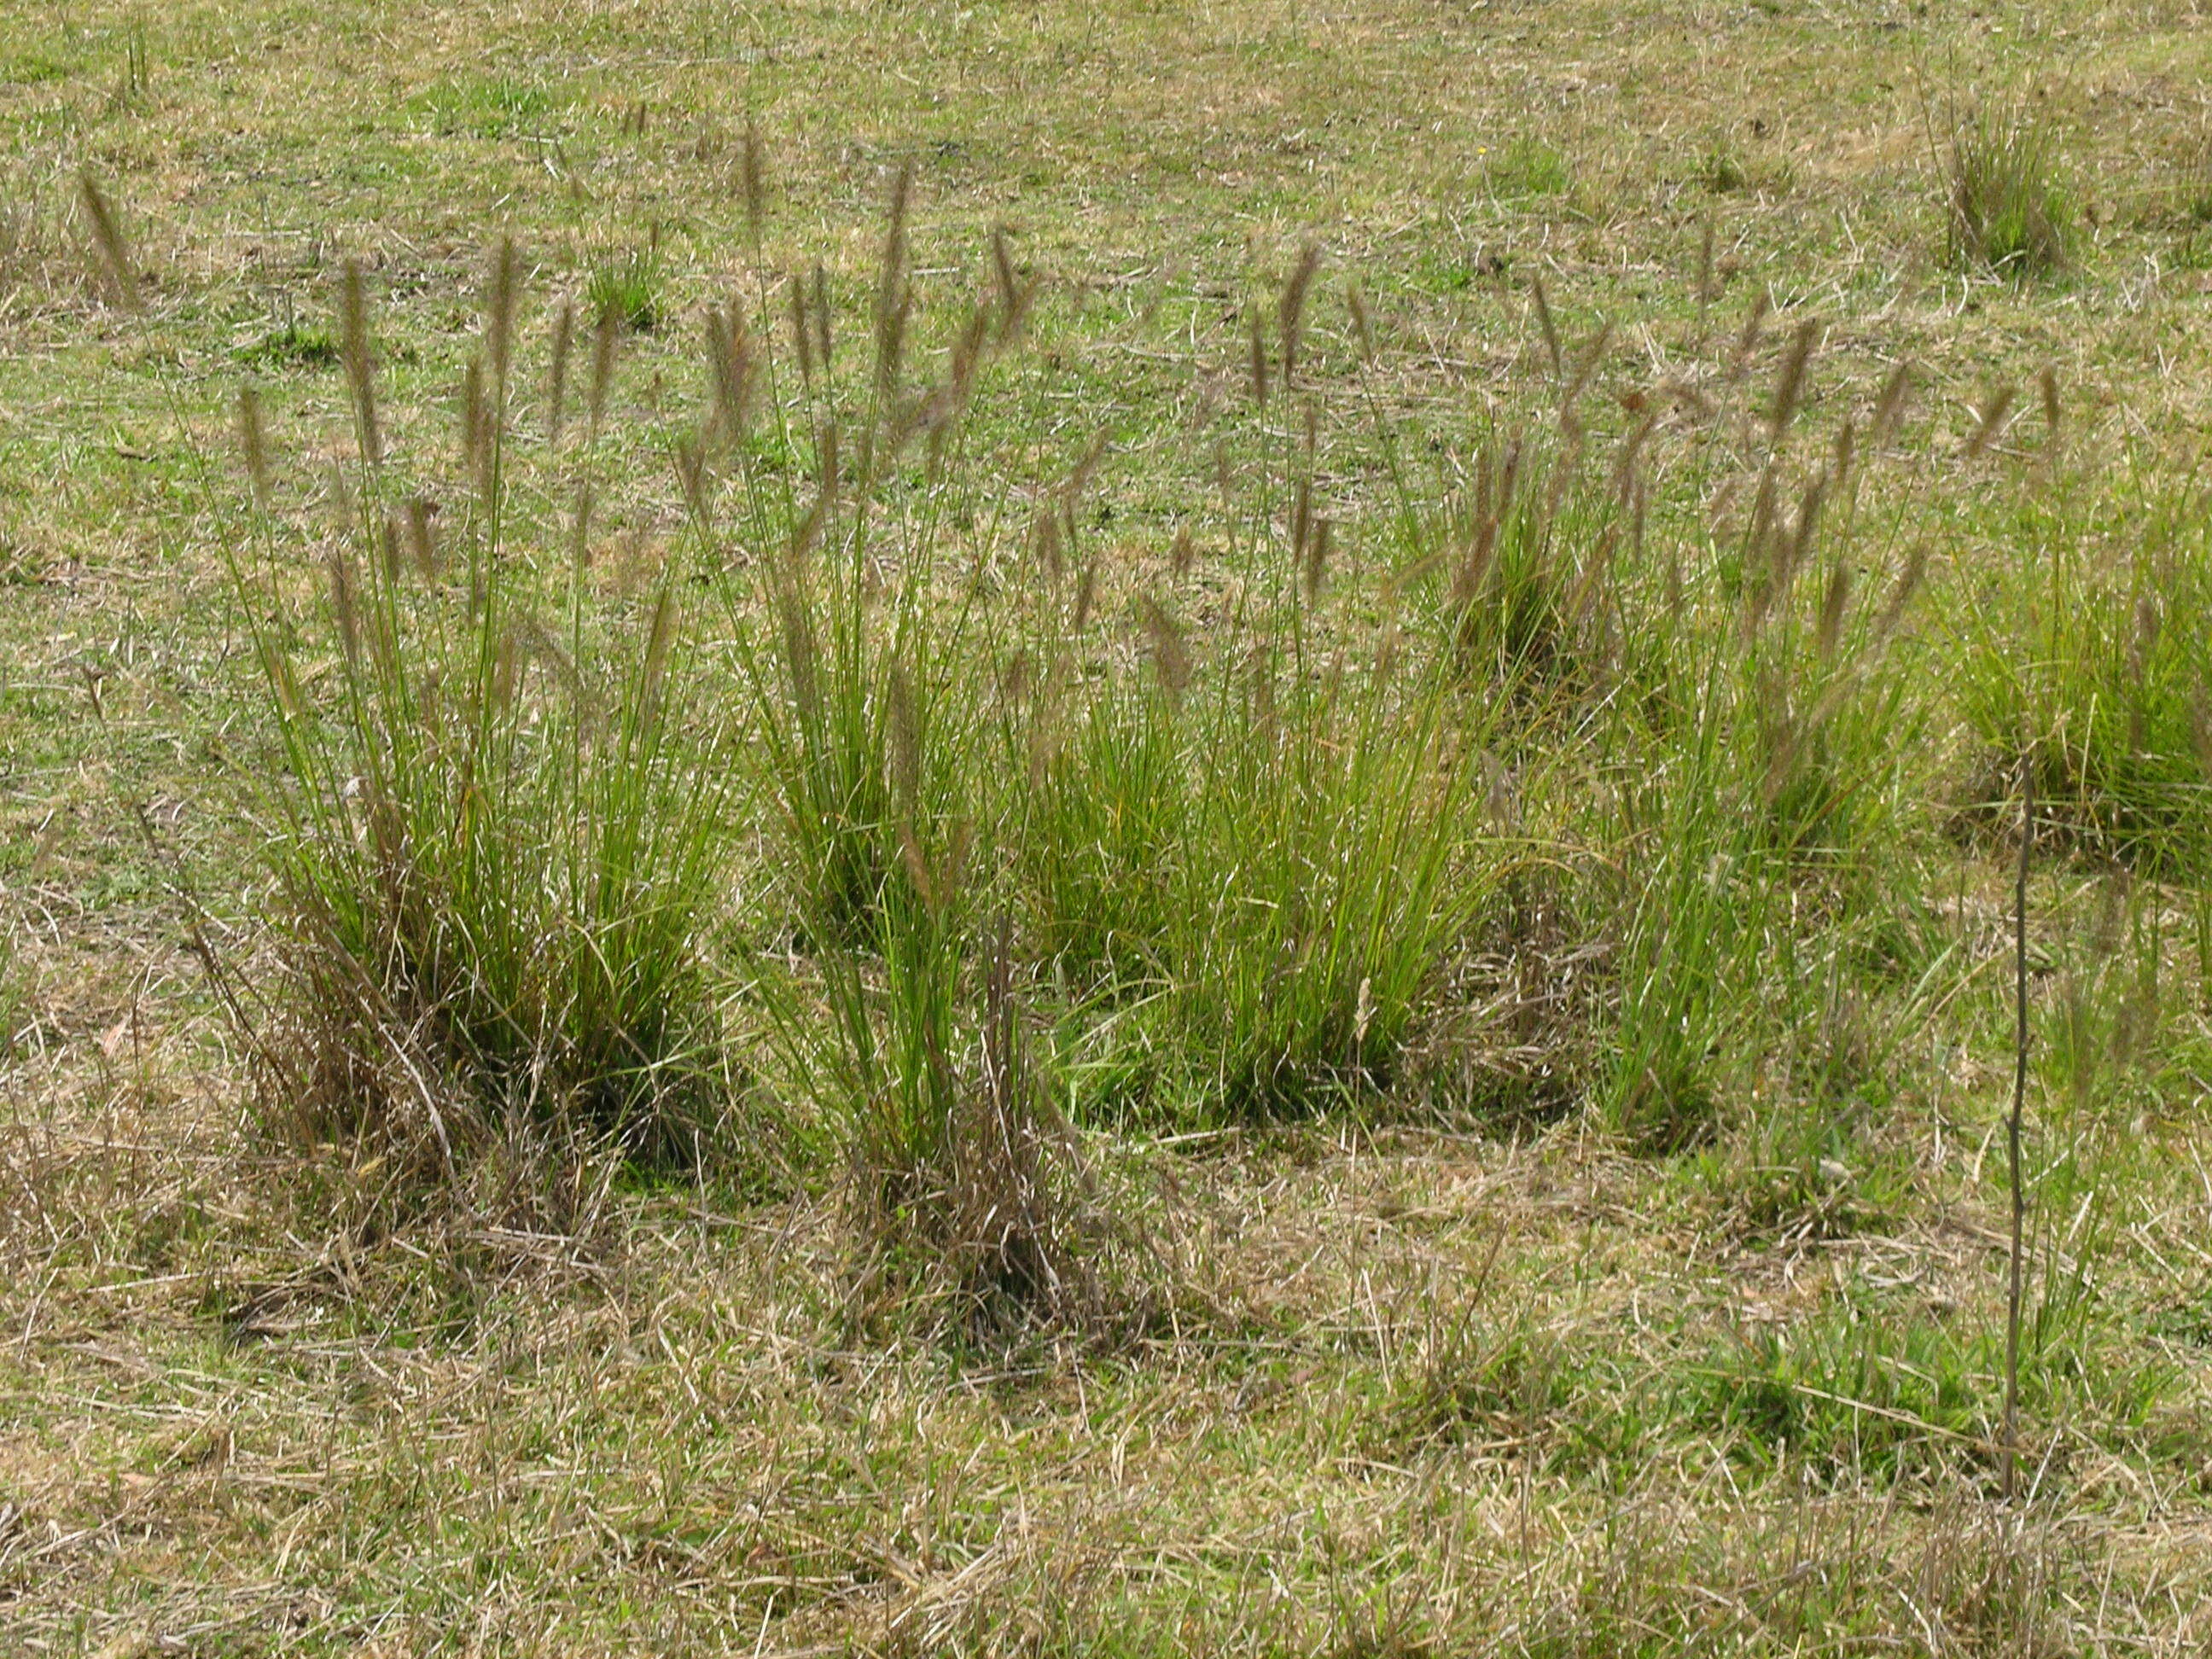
[236,386,271,506]
[486,235,521,394]
[1872,544,1926,639]
[326,548,360,664]
[587,300,620,441]
[888,664,922,820]
[1732,288,1771,372]
[1530,275,1562,381]
[791,271,815,387]
[1769,317,1819,439]
[1277,242,1321,386]
[405,496,439,579]
[1966,385,2017,460]
[812,264,833,370]
[675,436,710,528]
[547,300,575,451]
[741,116,767,237]
[707,301,760,448]
[77,172,139,311]
[1071,561,1097,632]
[1138,595,1191,696]
[1816,559,1851,660]
[340,260,383,467]
[875,162,914,395]
[1784,474,1826,584]
[1870,360,1912,447]
[1348,282,1376,363]
[817,418,841,501]
[1302,518,1334,602]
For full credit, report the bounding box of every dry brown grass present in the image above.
[7,1051,2211,1651]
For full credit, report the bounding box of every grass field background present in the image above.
[6,1,2212,1652]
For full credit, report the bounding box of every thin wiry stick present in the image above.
[2005,748,2032,1503]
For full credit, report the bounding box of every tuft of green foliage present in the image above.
[414,74,561,140]
[585,243,664,333]
[221,250,740,1228]
[1485,135,1572,201]
[1945,101,2076,278]
[1022,620,1481,1120]
[1691,1304,1993,1483]
[233,320,339,370]
[1697,141,1751,195]
[1956,469,2212,873]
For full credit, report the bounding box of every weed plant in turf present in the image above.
[1485,134,1573,203]
[585,239,666,334]
[1019,573,1481,1121]
[233,318,339,371]
[213,244,741,1231]
[1955,462,2212,873]
[681,181,1110,1321]
[1010,270,1490,1121]
[1942,97,2077,279]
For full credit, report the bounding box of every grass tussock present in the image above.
[216,249,741,1234]
[1024,626,1481,1120]
[1956,468,2212,872]
[1944,98,2077,279]
[172,192,2072,1311]
[585,239,665,333]
[695,192,1125,1326]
